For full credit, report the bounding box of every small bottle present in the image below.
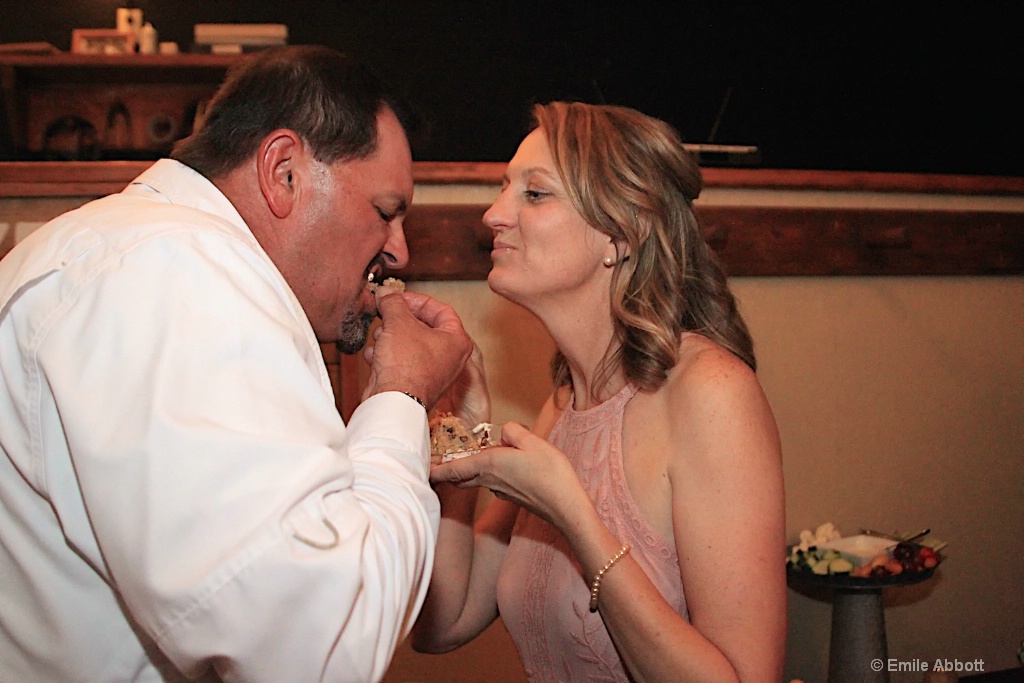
[139,23,158,54]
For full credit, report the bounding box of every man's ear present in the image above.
[256,130,302,219]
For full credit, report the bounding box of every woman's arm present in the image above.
[410,484,518,652]
[412,364,564,653]
[592,344,787,682]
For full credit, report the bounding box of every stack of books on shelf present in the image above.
[192,24,288,54]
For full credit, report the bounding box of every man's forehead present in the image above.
[368,110,413,191]
[333,138,412,202]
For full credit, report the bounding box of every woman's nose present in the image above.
[483,193,511,232]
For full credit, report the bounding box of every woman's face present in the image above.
[483,128,613,310]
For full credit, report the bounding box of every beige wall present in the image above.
[4,186,1022,682]
[384,276,1024,683]
[382,185,1024,681]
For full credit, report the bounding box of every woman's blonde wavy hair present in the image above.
[532,101,755,400]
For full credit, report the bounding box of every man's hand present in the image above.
[361,288,472,409]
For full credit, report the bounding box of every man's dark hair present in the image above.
[172,45,410,178]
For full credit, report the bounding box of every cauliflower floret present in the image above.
[794,522,842,552]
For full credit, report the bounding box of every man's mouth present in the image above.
[365,263,385,290]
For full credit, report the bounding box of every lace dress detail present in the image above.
[496,383,687,682]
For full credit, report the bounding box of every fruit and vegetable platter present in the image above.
[786,522,946,587]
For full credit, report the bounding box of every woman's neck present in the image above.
[566,361,627,411]
[540,308,625,411]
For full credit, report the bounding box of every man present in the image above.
[0,46,471,682]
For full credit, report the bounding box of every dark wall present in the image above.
[2,1,1022,175]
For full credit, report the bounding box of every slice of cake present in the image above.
[429,413,498,465]
[366,274,406,293]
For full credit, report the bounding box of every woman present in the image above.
[417,102,786,682]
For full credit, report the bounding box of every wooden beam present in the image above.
[396,205,495,281]
[411,161,1024,195]
[0,161,152,196]
[6,161,1024,197]
[3,162,1022,276]
[388,204,1024,279]
[700,206,1024,276]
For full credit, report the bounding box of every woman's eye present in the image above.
[376,207,394,222]
[524,189,548,202]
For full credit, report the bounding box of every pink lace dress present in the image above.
[495,383,687,682]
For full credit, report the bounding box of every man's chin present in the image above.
[336,312,374,354]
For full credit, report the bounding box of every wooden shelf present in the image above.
[0,54,239,84]
[0,54,239,160]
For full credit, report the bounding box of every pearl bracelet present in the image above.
[589,544,631,612]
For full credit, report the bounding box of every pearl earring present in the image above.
[603,256,616,268]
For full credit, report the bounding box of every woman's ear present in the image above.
[256,130,301,219]
[616,239,631,264]
[603,239,631,267]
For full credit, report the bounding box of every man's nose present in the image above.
[381,222,409,269]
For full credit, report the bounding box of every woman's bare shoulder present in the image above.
[659,333,775,443]
[669,334,759,393]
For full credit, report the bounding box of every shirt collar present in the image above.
[126,159,252,238]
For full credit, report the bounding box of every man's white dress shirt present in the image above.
[0,160,439,682]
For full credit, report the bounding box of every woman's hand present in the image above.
[429,421,585,528]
